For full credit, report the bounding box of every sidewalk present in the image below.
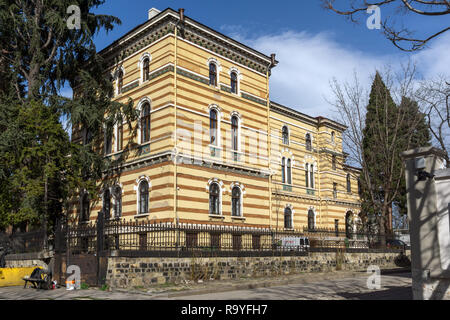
[0,267,410,300]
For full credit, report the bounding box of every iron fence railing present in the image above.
[54,218,402,256]
[0,229,47,254]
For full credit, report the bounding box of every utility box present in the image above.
[401,147,450,300]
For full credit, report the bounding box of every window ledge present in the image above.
[134,213,149,219]
[231,216,246,221]
[209,214,225,219]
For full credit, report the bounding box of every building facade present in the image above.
[71,8,362,232]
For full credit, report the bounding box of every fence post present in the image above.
[97,210,104,253]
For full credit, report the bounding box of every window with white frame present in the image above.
[231,115,239,152]
[231,186,242,217]
[103,188,111,219]
[142,57,150,82]
[209,182,221,215]
[282,126,289,145]
[104,125,113,155]
[209,62,217,86]
[284,207,293,229]
[305,133,312,151]
[140,102,151,144]
[138,180,149,215]
[117,69,123,95]
[281,157,292,185]
[230,71,238,94]
[210,108,219,146]
[116,122,123,152]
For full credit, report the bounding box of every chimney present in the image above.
[179,8,185,22]
[148,8,161,20]
[271,53,276,66]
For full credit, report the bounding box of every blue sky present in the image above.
[83,0,450,117]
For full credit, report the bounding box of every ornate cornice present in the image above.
[100,8,274,74]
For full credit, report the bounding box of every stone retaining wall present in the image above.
[106,251,411,289]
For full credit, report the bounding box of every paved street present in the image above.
[171,272,412,300]
[0,271,412,300]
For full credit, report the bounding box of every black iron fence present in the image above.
[53,216,404,257]
[0,229,47,254]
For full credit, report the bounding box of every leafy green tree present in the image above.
[0,0,137,232]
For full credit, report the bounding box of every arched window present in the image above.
[331,131,335,144]
[103,189,111,220]
[309,164,314,188]
[282,126,289,145]
[332,155,337,170]
[209,183,221,215]
[141,103,151,143]
[305,163,309,188]
[347,174,351,193]
[138,180,149,215]
[104,126,113,155]
[287,159,292,185]
[305,133,312,151]
[143,57,150,82]
[231,186,241,217]
[113,185,122,218]
[308,209,315,231]
[230,72,238,94]
[116,123,123,152]
[209,63,217,86]
[210,109,218,146]
[284,207,293,229]
[333,182,338,199]
[358,178,362,195]
[231,115,239,151]
[281,157,286,183]
[117,70,123,95]
[81,193,90,222]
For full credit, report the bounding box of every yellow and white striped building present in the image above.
[71,8,362,232]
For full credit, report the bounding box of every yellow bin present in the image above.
[0,267,41,287]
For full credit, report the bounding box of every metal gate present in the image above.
[54,212,107,287]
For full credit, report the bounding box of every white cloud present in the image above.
[237,30,450,118]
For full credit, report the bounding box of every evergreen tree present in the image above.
[360,73,431,239]
[394,97,431,216]
[0,0,137,232]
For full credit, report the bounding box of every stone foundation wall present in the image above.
[106,251,410,289]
